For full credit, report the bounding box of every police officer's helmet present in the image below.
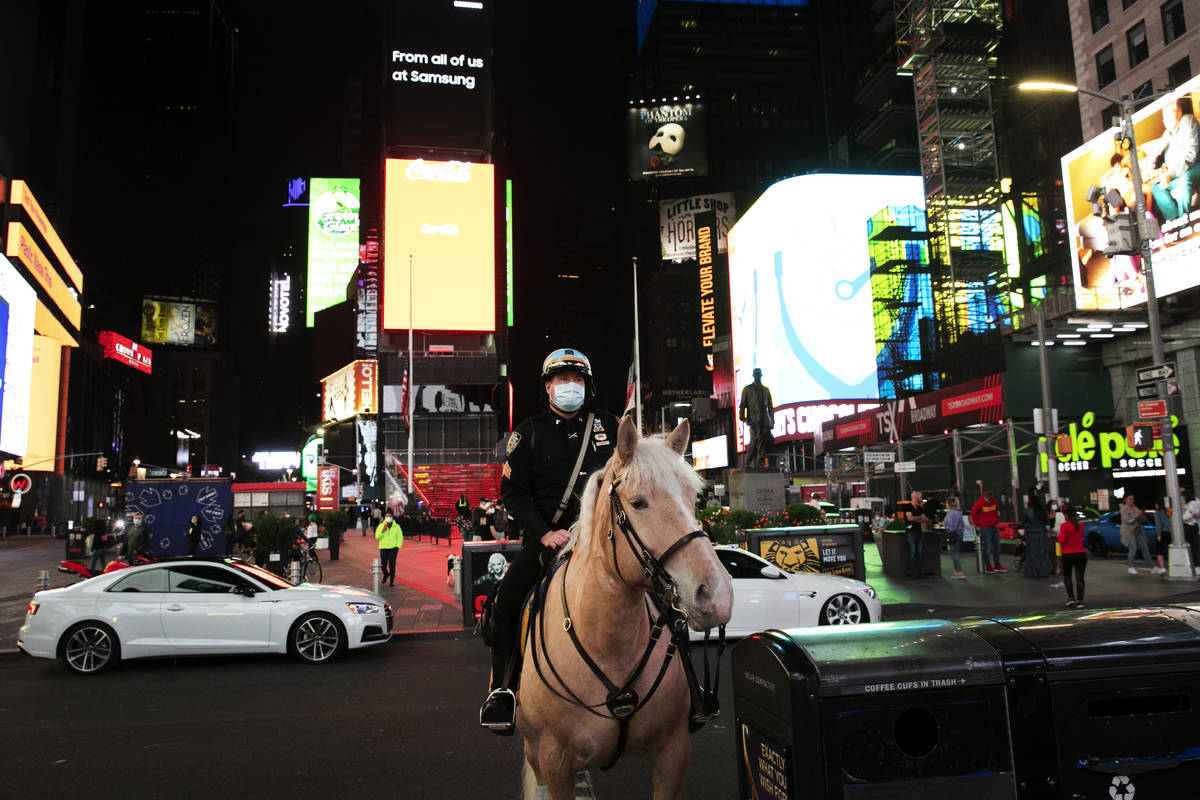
[541,348,592,381]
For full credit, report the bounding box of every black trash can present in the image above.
[967,605,1200,798]
[327,527,341,561]
[732,621,1015,798]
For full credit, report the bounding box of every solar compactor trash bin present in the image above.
[965,605,1200,799]
[732,620,1016,798]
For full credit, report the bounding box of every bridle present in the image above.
[528,466,726,770]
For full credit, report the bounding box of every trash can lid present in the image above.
[782,619,1004,697]
[987,606,1200,677]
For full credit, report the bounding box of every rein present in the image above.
[528,467,726,771]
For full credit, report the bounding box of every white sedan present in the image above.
[692,546,882,640]
[18,558,392,674]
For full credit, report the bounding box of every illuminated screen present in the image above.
[383,158,495,331]
[0,256,36,457]
[24,335,61,471]
[1063,72,1200,310]
[691,435,728,470]
[307,177,361,327]
[141,299,218,346]
[727,174,925,451]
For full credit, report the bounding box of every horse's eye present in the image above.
[630,497,649,510]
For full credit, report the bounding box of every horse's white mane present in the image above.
[560,433,704,560]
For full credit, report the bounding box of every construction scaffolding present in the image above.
[895,0,1010,363]
[868,205,935,398]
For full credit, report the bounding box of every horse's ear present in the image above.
[617,415,639,464]
[665,419,690,455]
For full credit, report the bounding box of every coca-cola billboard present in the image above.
[316,465,339,511]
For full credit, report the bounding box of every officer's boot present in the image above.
[479,608,517,734]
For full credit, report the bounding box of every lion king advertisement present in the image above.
[755,532,857,577]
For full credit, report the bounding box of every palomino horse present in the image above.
[517,417,734,799]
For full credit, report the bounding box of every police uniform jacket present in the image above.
[501,407,620,546]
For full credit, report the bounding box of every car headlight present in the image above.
[346,602,381,615]
[859,586,877,599]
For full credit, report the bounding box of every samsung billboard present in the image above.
[382,158,496,332]
[727,174,925,452]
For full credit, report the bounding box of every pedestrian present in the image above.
[480,347,620,733]
[125,512,148,563]
[368,503,381,536]
[89,524,111,571]
[1048,500,1063,576]
[905,490,931,578]
[1022,490,1051,578]
[1057,503,1088,607]
[456,492,471,521]
[489,500,508,541]
[1120,494,1156,574]
[226,510,248,556]
[1153,501,1172,575]
[970,488,1006,574]
[1184,490,1200,573]
[942,496,966,579]
[375,510,403,586]
[186,514,203,556]
[472,497,492,542]
[871,511,887,538]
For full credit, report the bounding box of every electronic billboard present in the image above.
[0,255,36,458]
[382,158,496,331]
[1062,72,1200,310]
[306,178,361,327]
[727,173,925,452]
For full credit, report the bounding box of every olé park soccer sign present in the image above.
[1040,411,1184,476]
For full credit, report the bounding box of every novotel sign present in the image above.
[269,274,291,333]
[98,330,152,374]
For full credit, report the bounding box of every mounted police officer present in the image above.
[479,348,621,734]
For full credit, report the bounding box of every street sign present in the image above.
[1136,382,1161,400]
[863,451,896,464]
[1136,361,1176,383]
[894,461,916,473]
[1137,399,1169,419]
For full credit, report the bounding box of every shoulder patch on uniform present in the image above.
[505,432,522,456]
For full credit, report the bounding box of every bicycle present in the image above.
[290,533,323,584]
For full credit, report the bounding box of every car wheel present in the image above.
[1087,533,1109,557]
[290,612,345,664]
[819,593,869,625]
[60,622,120,675]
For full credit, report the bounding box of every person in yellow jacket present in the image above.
[375,511,403,587]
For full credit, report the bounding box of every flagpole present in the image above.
[407,253,414,498]
[632,256,643,434]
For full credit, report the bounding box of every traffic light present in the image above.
[96,456,107,471]
[1103,213,1140,256]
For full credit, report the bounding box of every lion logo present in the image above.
[761,539,820,573]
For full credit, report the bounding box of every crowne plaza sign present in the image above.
[99,331,152,374]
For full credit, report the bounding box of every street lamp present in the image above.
[1019,81,1194,580]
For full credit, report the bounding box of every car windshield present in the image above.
[228,561,292,590]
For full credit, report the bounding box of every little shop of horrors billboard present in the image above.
[817,375,1005,452]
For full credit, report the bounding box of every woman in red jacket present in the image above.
[1057,503,1088,608]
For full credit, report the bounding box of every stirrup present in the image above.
[480,688,516,732]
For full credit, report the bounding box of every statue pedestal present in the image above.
[729,469,786,513]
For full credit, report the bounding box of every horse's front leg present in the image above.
[650,724,692,800]
[529,737,578,800]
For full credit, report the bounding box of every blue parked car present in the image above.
[1081,510,1160,557]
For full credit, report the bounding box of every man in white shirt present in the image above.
[1183,491,1200,573]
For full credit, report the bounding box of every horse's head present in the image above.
[604,416,733,631]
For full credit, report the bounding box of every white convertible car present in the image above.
[691,545,882,640]
[18,558,392,674]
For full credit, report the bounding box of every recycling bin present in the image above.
[967,605,1200,798]
[738,524,865,581]
[732,621,1014,798]
[459,540,523,627]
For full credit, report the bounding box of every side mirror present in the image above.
[236,584,258,597]
[760,565,784,579]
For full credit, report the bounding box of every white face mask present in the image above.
[551,382,585,413]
